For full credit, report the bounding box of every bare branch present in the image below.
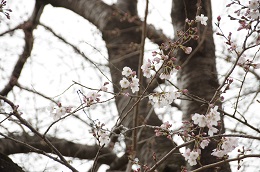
[0,1,44,96]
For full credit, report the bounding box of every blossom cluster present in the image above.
[191,106,221,136]
[50,103,72,120]
[182,135,239,166]
[154,121,172,139]
[228,0,260,23]
[119,66,139,93]
[181,106,239,166]
[149,89,181,108]
[91,122,110,146]
[211,137,238,158]
[83,91,101,106]
[183,148,200,166]
[216,1,260,70]
[237,54,260,71]
[83,82,109,107]
[141,51,182,80]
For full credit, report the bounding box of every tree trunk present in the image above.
[171,0,230,171]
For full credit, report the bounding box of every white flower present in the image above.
[122,66,132,77]
[249,9,260,19]
[51,106,66,120]
[159,73,171,80]
[192,113,207,127]
[130,77,139,93]
[86,91,100,101]
[166,91,181,103]
[182,148,200,166]
[184,46,192,54]
[141,61,154,78]
[132,158,141,171]
[211,137,239,158]
[183,148,191,161]
[249,0,259,10]
[97,130,110,145]
[206,106,220,126]
[143,69,152,78]
[154,60,164,71]
[200,139,210,149]
[160,121,172,130]
[131,85,139,93]
[149,91,180,108]
[207,125,218,136]
[188,151,199,166]
[101,86,108,92]
[196,14,208,25]
[222,137,238,152]
[211,149,226,158]
[120,77,130,88]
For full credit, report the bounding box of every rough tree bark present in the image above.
[0,0,232,171]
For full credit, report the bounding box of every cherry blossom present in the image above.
[211,137,239,158]
[101,86,108,92]
[184,46,192,54]
[200,139,210,149]
[130,76,140,93]
[132,158,141,172]
[149,90,181,108]
[52,106,66,120]
[120,67,140,93]
[206,106,220,126]
[248,9,260,19]
[191,106,220,136]
[51,103,72,120]
[196,14,208,25]
[154,121,173,138]
[211,149,227,158]
[83,91,101,107]
[207,125,218,136]
[122,66,132,77]
[248,0,259,10]
[120,77,130,88]
[86,91,100,102]
[97,130,110,145]
[192,113,207,127]
[183,148,200,166]
[92,122,110,146]
[100,82,109,92]
[141,61,153,78]
[159,73,171,80]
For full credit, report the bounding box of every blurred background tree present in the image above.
[0,0,259,171]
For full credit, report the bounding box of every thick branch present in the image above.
[39,0,169,46]
[0,133,117,165]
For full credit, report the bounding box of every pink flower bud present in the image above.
[217,16,221,22]
[182,89,188,94]
[184,47,192,54]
